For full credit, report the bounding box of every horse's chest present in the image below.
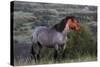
[52,33,64,44]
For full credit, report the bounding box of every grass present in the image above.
[14,54,97,66]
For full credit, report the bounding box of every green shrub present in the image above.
[63,24,97,59]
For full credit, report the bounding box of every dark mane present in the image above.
[52,16,76,32]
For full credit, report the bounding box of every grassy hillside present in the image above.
[12,1,97,66]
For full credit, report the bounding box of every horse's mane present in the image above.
[52,16,76,32]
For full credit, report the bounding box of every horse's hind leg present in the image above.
[36,42,42,63]
[31,42,41,64]
[36,49,41,63]
[30,44,37,63]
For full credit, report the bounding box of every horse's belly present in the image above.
[37,28,65,47]
[38,31,52,46]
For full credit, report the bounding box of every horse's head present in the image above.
[65,17,80,33]
[52,16,80,33]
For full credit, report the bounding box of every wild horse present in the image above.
[31,16,80,63]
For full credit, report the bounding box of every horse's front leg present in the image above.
[54,49,57,61]
[54,44,60,62]
[60,44,65,59]
[54,44,65,62]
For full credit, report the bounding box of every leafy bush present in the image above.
[63,24,97,59]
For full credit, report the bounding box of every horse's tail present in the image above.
[31,28,38,44]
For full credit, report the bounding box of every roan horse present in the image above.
[31,16,80,63]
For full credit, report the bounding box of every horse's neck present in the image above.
[62,23,70,36]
